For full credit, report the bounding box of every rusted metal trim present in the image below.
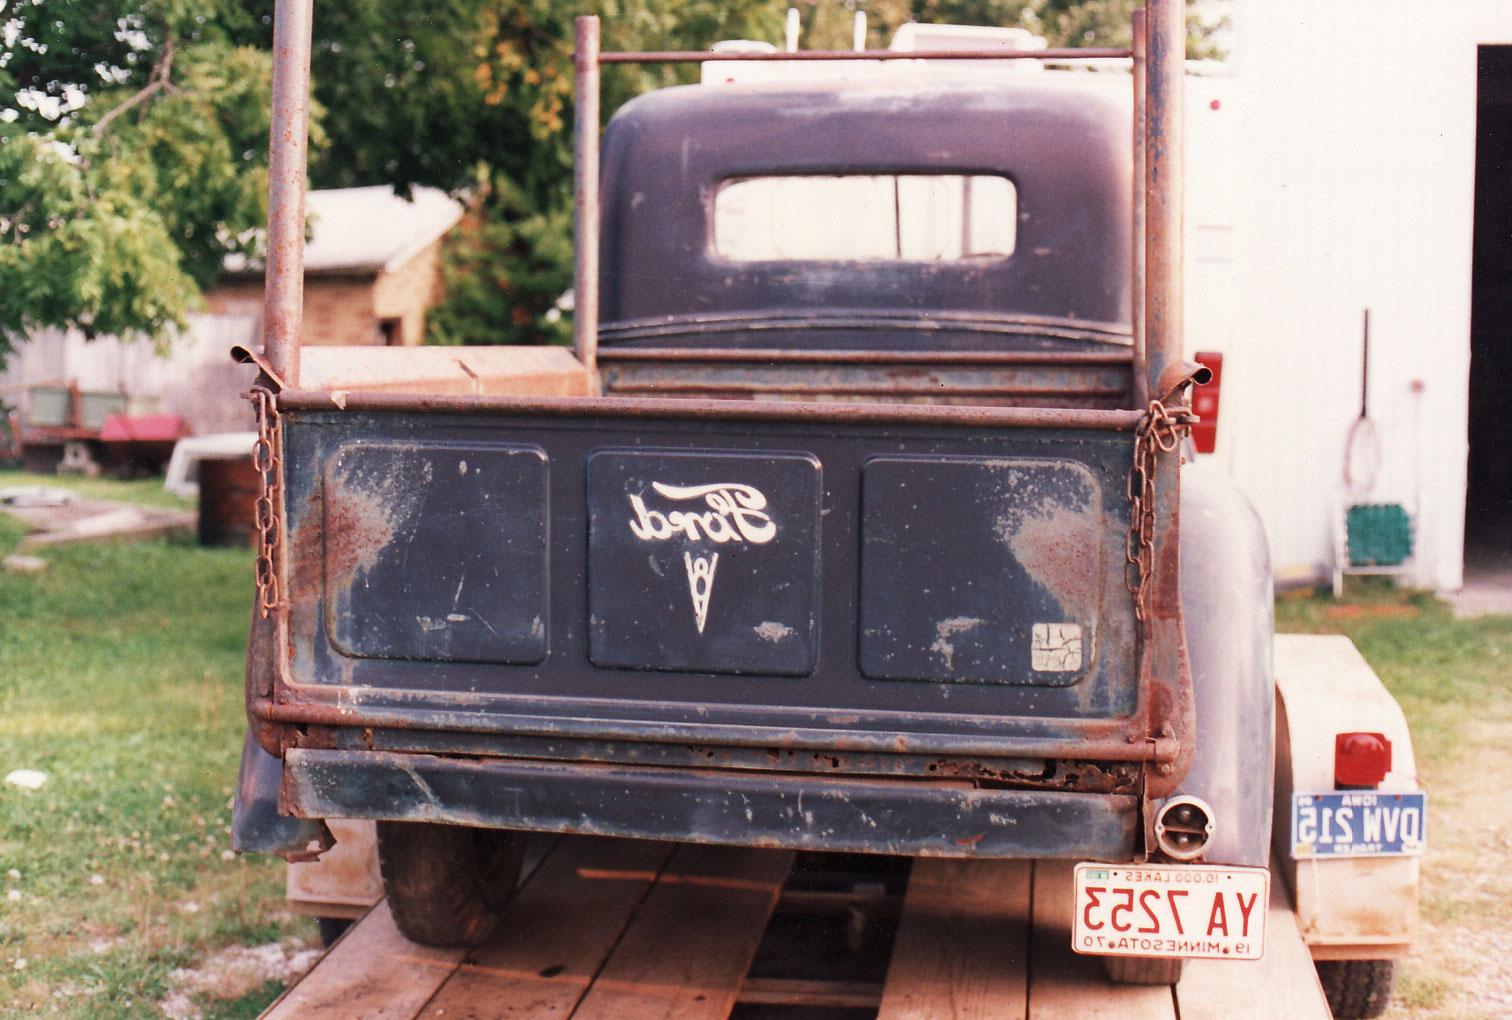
[573,16,601,376]
[274,389,1146,430]
[598,347,1133,366]
[1156,360,1212,405]
[604,382,1127,400]
[263,0,312,389]
[230,344,287,392]
[598,311,1131,344]
[282,749,1143,859]
[249,696,1182,763]
[600,47,1131,64]
[1131,9,1149,407]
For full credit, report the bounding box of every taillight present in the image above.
[1191,351,1223,454]
[1334,731,1392,788]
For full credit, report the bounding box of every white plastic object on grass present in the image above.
[4,769,48,790]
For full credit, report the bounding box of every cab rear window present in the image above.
[713,174,1017,262]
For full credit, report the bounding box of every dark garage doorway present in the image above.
[1467,47,1512,577]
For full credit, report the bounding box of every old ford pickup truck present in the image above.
[232,3,1289,986]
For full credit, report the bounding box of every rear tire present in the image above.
[1103,955,1185,985]
[1316,959,1395,1019]
[376,821,527,947]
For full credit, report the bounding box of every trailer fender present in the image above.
[1172,467,1274,867]
[1272,635,1420,959]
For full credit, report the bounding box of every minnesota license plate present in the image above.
[1291,791,1427,858]
[1072,863,1269,960]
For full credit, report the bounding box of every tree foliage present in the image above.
[301,0,788,345]
[0,1,288,350]
[1,1,1224,353]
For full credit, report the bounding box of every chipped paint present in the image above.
[754,621,795,643]
[930,616,984,671]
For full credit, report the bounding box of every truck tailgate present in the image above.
[274,395,1149,761]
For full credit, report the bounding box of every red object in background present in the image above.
[1334,731,1393,788]
[99,413,186,473]
[1190,351,1223,454]
[99,413,185,443]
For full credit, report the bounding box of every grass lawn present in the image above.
[0,473,307,1020]
[0,468,194,512]
[1277,584,1512,1019]
[1,465,1506,1017]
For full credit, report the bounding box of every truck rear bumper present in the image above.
[283,748,1139,859]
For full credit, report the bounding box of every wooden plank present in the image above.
[568,844,794,1020]
[415,837,674,1019]
[876,859,1033,1020]
[261,901,467,1020]
[1174,863,1332,1020]
[1027,862,1177,1020]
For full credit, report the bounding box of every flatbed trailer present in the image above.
[266,633,1424,1019]
[260,837,1331,1020]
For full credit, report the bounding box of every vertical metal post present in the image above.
[574,16,601,376]
[263,0,314,388]
[1130,9,1149,408]
[1144,0,1184,396]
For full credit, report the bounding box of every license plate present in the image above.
[1072,863,1269,960]
[1291,791,1427,858]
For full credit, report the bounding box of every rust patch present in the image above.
[323,472,401,587]
[1151,514,1182,619]
[318,450,430,598]
[1007,503,1102,615]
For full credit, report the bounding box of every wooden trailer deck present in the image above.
[260,836,1332,1019]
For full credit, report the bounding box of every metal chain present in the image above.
[251,387,285,617]
[1124,399,1193,623]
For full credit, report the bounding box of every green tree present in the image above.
[0,1,288,351]
[299,0,787,346]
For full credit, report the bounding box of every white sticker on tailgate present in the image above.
[1072,863,1269,960]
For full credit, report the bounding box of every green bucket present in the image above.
[1346,503,1412,567]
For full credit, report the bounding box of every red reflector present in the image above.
[1334,732,1392,788]
[1190,351,1223,454]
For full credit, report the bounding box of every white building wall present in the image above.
[1206,1,1512,591]
[0,315,259,436]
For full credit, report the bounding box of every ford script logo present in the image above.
[627,483,776,633]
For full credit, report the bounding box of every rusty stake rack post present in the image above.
[1130,9,1149,407]
[263,0,313,389]
[572,17,601,376]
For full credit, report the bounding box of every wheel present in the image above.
[316,916,352,947]
[1316,959,1395,1019]
[376,821,527,947]
[1103,955,1185,985]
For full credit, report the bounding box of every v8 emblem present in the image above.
[628,481,777,634]
[683,553,719,633]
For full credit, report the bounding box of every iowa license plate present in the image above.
[1072,863,1269,960]
[1291,791,1427,858]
